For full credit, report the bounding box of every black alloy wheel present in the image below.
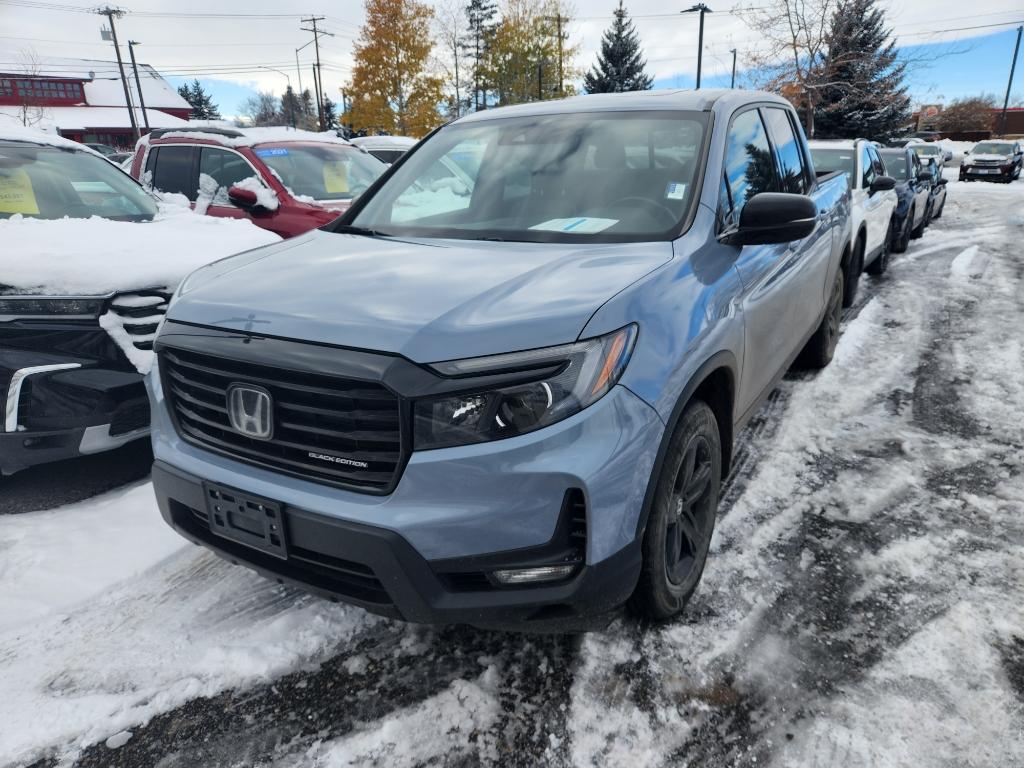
[631,400,722,620]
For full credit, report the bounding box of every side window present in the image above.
[860,145,876,189]
[870,148,886,178]
[762,108,808,194]
[150,145,197,200]
[721,108,776,229]
[199,147,255,205]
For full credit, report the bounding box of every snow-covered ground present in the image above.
[2,177,1023,768]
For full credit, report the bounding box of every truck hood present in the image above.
[168,230,673,362]
[968,153,1012,162]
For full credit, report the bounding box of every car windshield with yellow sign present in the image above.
[253,142,386,202]
[0,142,158,221]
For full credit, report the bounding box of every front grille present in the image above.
[160,347,403,493]
[110,397,151,435]
[972,159,1002,166]
[108,291,172,351]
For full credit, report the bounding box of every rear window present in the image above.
[810,148,856,184]
[0,144,157,221]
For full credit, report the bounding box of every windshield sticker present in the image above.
[0,168,39,215]
[665,182,688,200]
[322,161,350,194]
[530,217,618,234]
[255,147,289,157]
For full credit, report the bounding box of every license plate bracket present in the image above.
[203,482,288,559]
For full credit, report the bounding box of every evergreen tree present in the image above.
[584,1,652,94]
[465,0,498,109]
[322,96,339,130]
[176,78,220,120]
[814,0,909,140]
[280,85,302,128]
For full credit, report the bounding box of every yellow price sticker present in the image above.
[0,168,40,215]
[322,161,349,195]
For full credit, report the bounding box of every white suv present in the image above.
[808,139,898,305]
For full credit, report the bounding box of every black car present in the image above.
[878,148,932,252]
[960,140,1023,183]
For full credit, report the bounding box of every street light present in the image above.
[260,65,294,127]
[681,4,713,90]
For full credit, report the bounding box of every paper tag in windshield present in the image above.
[0,169,39,215]
[322,161,349,194]
[530,217,617,233]
[665,182,687,200]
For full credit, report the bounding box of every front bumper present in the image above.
[1,353,149,475]
[153,460,643,629]
[960,166,1014,181]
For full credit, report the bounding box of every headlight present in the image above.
[0,297,105,317]
[413,324,637,450]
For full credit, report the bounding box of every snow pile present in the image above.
[0,203,280,295]
[0,484,376,767]
[232,174,280,210]
[0,483,182,633]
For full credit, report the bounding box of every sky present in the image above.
[0,0,1021,120]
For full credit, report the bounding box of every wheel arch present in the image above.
[634,351,738,539]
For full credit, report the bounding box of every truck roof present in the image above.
[455,89,792,123]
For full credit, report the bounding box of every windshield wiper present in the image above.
[332,223,392,237]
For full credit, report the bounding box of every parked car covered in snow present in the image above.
[877,147,933,252]
[809,139,897,298]
[130,127,388,239]
[0,128,280,477]
[959,140,1023,183]
[148,90,853,629]
[349,135,417,164]
[910,142,952,168]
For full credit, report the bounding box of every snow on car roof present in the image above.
[140,125,355,149]
[350,135,417,150]
[0,125,104,157]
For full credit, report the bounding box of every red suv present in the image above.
[130,127,387,238]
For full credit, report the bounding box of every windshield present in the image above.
[254,143,386,201]
[810,148,856,183]
[0,144,158,221]
[972,142,1014,155]
[912,145,940,156]
[879,152,908,180]
[347,111,709,243]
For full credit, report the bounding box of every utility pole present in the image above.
[729,48,737,89]
[97,7,139,141]
[999,26,1022,137]
[312,65,322,129]
[126,40,149,131]
[300,16,326,130]
[544,13,568,96]
[682,4,713,90]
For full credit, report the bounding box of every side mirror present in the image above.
[869,175,896,193]
[227,185,260,210]
[917,170,932,182]
[719,192,818,246]
[963,150,970,156]
[938,178,948,187]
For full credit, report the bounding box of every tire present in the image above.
[842,237,863,308]
[866,218,892,275]
[631,400,721,621]
[911,202,928,239]
[798,267,844,369]
[892,211,911,253]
